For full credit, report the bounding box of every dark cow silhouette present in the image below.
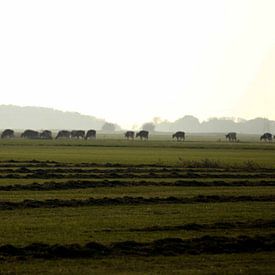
[260,132,272,142]
[85,129,96,139]
[21,129,39,139]
[71,130,85,139]
[225,132,237,142]
[136,130,149,140]
[1,129,15,139]
[125,131,135,140]
[55,130,71,139]
[40,130,53,140]
[172,131,185,141]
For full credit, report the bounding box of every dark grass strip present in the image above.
[0,160,170,168]
[126,219,275,232]
[0,159,274,171]
[1,180,275,191]
[0,195,274,210]
[1,172,275,180]
[0,234,274,259]
[1,166,275,173]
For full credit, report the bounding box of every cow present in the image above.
[55,130,71,139]
[40,130,53,140]
[172,131,185,141]
[125,131,135,140]
[1,129,15,139]
[136,130,149,140]
[71,130,85,139]
[225,132,237,142]
[21,129,40,139]
[260,132,273,142]
[85,129,96,139]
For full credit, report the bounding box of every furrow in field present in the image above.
[1,186,274,202]
[0,159,274,170]
[0,195,274,210]
[124,219,275,232]
[0,172,275,180]
[1,179,275,191]
[0,234,274,258]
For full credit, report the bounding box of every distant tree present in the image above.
[173,115,200,132]
[142,122,155,132]
[102,122,116,131]
[153,117,162,125]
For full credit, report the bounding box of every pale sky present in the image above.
[0,0,275,128]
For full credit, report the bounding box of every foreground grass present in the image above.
[0,138,274,273]
[1,202,274,245]
[1,253,274,274]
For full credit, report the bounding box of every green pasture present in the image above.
[0,137,274,273]
[1,202,274,245]
[0,186,274,201]
[0,137,275,166]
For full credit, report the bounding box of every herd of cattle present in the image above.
[0,129,97,140]
[224,132,275,142]
[0,129,182,140]
[0,129,275,142]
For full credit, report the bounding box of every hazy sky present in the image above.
[1,0,275,128]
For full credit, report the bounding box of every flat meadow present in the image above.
[0,133,274,274]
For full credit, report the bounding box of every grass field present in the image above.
[0,135,274,274]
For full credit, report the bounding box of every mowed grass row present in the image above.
[0,186,275,202]
[0,162,275,247]
[1,253,274,275]
[1,202,274,245]
[0,159,274,201]
[1,178,275,188]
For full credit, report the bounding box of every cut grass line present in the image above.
[0,195,275,210]
[0,234,274,258]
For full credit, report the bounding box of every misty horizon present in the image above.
[1,104,275,134]
[1,103,274,126]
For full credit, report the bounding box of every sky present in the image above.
[0,0,275,128]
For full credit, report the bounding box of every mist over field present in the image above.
[0,105,274,134]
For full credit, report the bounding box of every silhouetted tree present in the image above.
[142,122,155,132]
[102,122,116,131]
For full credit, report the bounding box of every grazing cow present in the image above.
[71,130,85,139]
[225,132,237,142]
[172,131,185,141]
[55,130,71,139]
[40,130,53,140]
[136,130,149,140]
[260,132,272,142]
[21,129,40,139]
[85,129,96,139]
[125,131,135,140]
[1,129,15,139]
